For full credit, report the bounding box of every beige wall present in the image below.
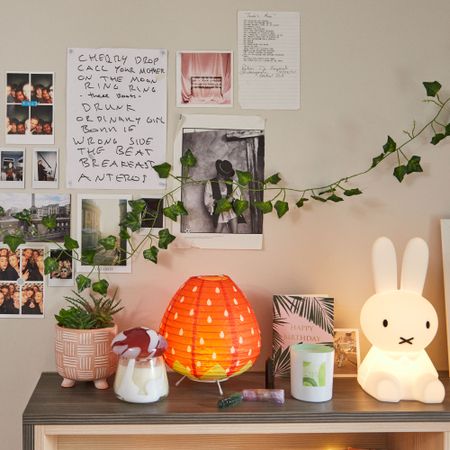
[1,0,450,448]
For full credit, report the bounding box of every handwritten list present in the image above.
[66,48,167,189]
[238,11,300,110]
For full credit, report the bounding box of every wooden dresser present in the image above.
[23,372,450,450]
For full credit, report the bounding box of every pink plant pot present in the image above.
[55,324,118,389]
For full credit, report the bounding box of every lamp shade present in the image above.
[159,275,261,382]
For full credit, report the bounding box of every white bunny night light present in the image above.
[357,237,445,403]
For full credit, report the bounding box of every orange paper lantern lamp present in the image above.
[159,275,261,384]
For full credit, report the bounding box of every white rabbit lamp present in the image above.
[358,237,445,403]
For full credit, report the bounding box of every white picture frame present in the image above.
[0,148,25,189]
[32,148,58,189]
[77,194,132,274]
[440,219,450,373]
[333,328,361,378]
[136,195,165,235]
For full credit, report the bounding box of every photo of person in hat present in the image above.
[204,159,242,233]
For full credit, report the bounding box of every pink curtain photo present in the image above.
[180,52,232,105]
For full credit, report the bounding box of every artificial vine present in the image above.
[0,81,448,295]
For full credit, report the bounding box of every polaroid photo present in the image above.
[0,246,45,318]
[173,114,264,249]
[77,194,132,273]
[136,195,164,234]
[333,328,361,377]
[176,51,233,107]
[0,193,71,243]
[6,72,54,144]
[47,248,74,287]
[0,148,25,188]
[32,148,59,188]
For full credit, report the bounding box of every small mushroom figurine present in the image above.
[112,327,169,403]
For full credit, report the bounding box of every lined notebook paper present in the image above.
[238,11,300,110]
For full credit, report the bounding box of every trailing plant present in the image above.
[55,290,123,329]
[1,81,449,294]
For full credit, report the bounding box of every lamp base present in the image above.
[174,375,229,395]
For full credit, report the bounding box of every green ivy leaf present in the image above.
[233,199,249,216]
[327,194,344,202]
[406,155,423,174]
[121,211,141,232]
[180,149,197,168]
[158,228,176,249]
[0,206,4,217]
[143,246,159,263]
[445,123,450,136]
[431,133,446,145]
[98,235,117,250]
[423,81,442,97]
[371,153,385,168]
[173,201,188,216]
[64,235,79,251]
[152,162,171,178]
[311,195,327,202]
[163,205,178,221]
[12,209,32,225]
[393,165,408,182]
[42,215,57,230]
[129,199,146,214]
[3,234,25,252]
[76,274,91,292]
[92,279,109,295]
[215,198,233,214]
[119,227,131,240]
[81,249,96,265]
[383,136,397,154]
[319,188,335,195]
[254,201,273,214]
[265,173,282,185]
[296,198,309,208]
[236,170,253,186]
[344,188,363,196]
[44,257,59,275]
[274,200,289,218]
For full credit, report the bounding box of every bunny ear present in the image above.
[400,237,429,294]
[372,237,398,293]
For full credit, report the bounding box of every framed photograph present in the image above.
[333,328,360,377]
[6,72,54,144]
[77,194,132,273]
[440,219,450,373]
[32,148,58,188]
[177,51,233,107]
[137,196,164,234]
[0,246,45,318]
[47,248,73,287]
[0,148,25,188]
[173,114,264,249]
[0,193,70,243]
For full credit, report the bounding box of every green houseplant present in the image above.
[55,290,123,389]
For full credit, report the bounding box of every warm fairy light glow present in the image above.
[159,275,261,381]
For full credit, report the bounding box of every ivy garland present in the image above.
[0,81,448,295]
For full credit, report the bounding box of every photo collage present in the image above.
[0,247,45,317]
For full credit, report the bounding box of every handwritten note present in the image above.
[66,48,167,189]
[238,11,300,110]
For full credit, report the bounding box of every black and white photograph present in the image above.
[77,194,131,273]
[6,72,54,144]
[32,148,58,188]
[137,196,164,234]
[333,328,361,377]
[0,193,71,243]
[0,149,24,189]
[48,249,73,287]
[174,114,264,249]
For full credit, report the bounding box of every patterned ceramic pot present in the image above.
[55,324,118,389]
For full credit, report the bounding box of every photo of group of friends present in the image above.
[6,72,54,144]
[0,247,45,317]
[48,249,73,287]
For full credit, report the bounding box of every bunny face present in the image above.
[360,290,438,352]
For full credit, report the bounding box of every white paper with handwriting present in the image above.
[238,11,300,110]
